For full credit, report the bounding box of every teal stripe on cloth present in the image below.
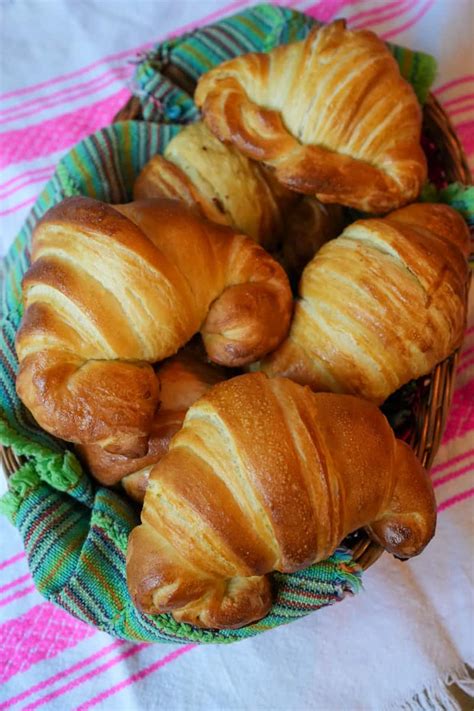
[421,182,474,225]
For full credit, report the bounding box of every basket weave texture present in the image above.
[0,4,471,644]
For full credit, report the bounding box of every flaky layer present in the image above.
[262,203,470,403]
[127,373,436,629]
[16,197,291,452]
[196,20,427,213]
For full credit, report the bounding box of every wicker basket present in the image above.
[1,82,471,576]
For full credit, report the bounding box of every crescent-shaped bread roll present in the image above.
[16,197,292,454]
[262,203,470,403]
[134,121,288,249]
[77,351,230,502]
[127,373,436,629]
[195,20,427,213]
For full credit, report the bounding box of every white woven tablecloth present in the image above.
[0,1,473,709]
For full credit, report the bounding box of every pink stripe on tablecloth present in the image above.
[0,43,154,103]
[0,573,31,595]
[0,196,36,217]
[0,602,96,687]
[437,488,474,512]
[77,645,197,711]
[0,641,125,710]
[23,643,149,710]
[431,448,474,475]
[434,76,474,95]
[456,356,474,376]
[441,93,474,109]
[457,120,474,155]
[278,0,306,7]
[0,0,250,106]
[433,462,473,488]
[348,0,410,26]
[441,379,474,445]
[380,0,434,39]
[352,0,418,31]
[305,0,359,23]
[0,88,130,169]
[0,552,25,571]
[460,346,474,362]
[0,168,54,200]
[0,172,53,201]
[0,165,54,192]
[0,584,35,608]
[444,104,474,119]
[0,68,132,127]
[0,67,131,123]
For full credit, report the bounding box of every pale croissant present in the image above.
[262,203,470,404]
[127,372,436,629]
[16,197,291,455]
[78,351,229,503]
[195,20,427,213]
[133,121,287,249]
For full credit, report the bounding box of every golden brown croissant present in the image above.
[133,121,286,249]
[16,197,292,454]
[262,203,470,404]
[127,372,436,629]
[77,351,230,502]
[195,20,427,213]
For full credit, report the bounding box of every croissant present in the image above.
[195,20,427,213]
[77,350,229,502]
[16,197,292,454]
[127,372,436,629]
[133,121,288,249]
[262,203,470,404]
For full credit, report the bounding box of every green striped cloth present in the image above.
[133,2,436,127]
[1,3,467,645]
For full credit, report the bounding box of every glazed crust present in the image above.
[127,373,436,629]
[195,20,427,213]
[262,203,470,403]
[16,197,292,453]
[77,352,229,502]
